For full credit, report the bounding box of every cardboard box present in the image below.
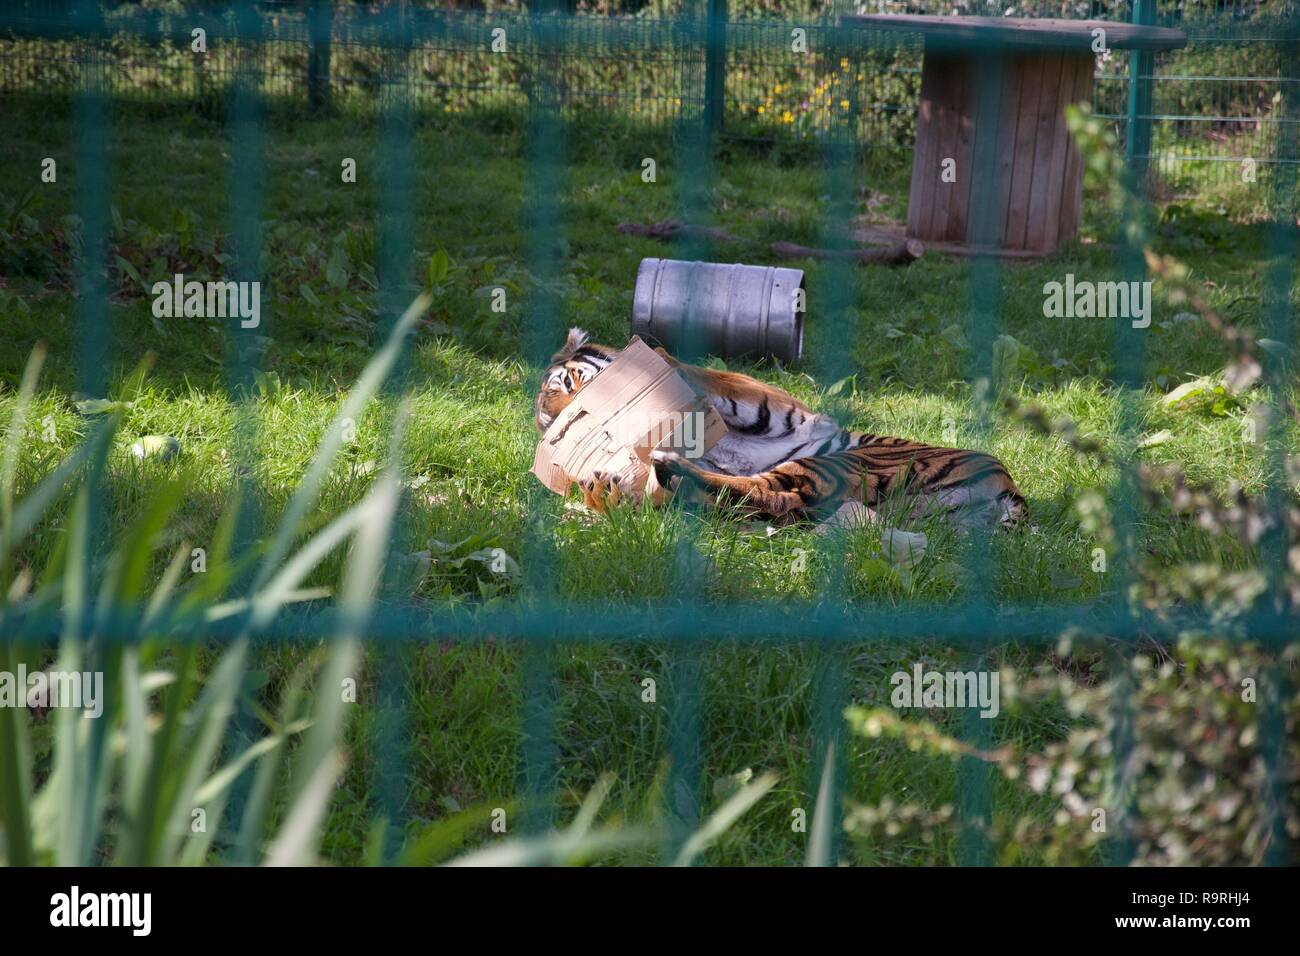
[531,336,726,498]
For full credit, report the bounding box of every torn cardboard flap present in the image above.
[532,336,726,496]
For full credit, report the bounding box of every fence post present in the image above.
[307,0,334,110]
[704,0,726,132]
[1125,0,1155,186]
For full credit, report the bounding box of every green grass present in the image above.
[1,98,1297,865]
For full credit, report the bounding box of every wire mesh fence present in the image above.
[0,0,1297,865]
[2,2,1297,188]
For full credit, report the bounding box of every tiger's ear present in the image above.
[652,346,680,368]
[550,327,590,364]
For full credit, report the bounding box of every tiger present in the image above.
[535,327,1028,530]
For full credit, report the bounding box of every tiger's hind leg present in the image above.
[874,455,1029,533]
[650,450,858,520]
[652,446,1026,529]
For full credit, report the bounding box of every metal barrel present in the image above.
[630,258,805,363]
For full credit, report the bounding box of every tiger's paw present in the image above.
[578,469,637,513]
[649,449,700,481]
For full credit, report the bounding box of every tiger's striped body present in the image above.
[535,329,1027,529]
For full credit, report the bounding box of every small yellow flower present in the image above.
[774,83,783,94]
[782,110,793,123]
[757,105,765,114]
[840,99,850,109]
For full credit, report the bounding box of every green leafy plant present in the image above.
[0,294,431,866]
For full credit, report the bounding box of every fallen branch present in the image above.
[617,219,924,267]
[770,239,924,266]
[616,220,740,243]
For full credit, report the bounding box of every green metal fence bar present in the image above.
[72,0,108,404]
[218,0,270,852]
[806,20,859,868]
[1126,0,1157,181]
[660,0,715,861]
[67,0,113,867]
[519,5,567,839]
[1112,0,1168,868]
[705,0,726,131]
[8,598,1300,646]
[371,0,419,863]
[1258,24,1299,865]
[307,0,332,110]
[957,45,1013,868]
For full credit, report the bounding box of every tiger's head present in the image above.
[534,327,618,432]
